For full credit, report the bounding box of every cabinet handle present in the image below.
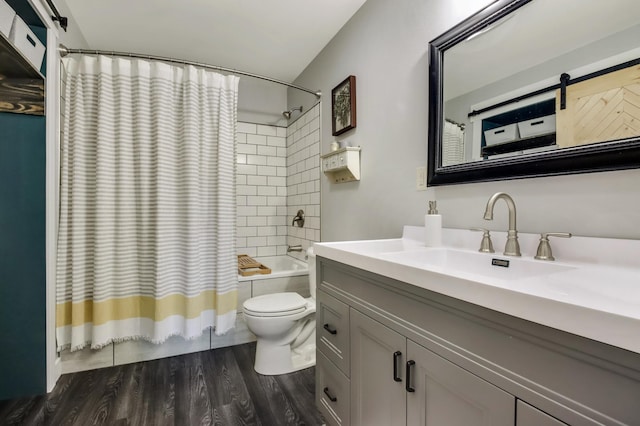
[406,360,416,393]
[393,351,402,382]
[323,387,338,402]
[323,323,337,335]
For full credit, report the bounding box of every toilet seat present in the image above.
[243,292,309,317]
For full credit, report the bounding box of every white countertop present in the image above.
[313,226,640,354]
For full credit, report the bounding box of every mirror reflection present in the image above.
[441,0,640,167]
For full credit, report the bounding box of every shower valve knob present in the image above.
[292,209,305,227]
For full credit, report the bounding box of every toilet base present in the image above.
[291,341,316,372]
[254,334,316,376]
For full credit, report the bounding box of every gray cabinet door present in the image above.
[406,340,514,426]
[517,400,567,426]
[350,309,406,426]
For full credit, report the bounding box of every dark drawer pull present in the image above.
[323,387,337,402]
[406,360,416,393]
[494,129,505,134]
[530,120,544,126]
[323,323,337,335]
[393,351,402,382]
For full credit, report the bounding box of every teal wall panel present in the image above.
[0,112,47,400]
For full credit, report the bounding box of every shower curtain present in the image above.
[442,120,465,166]
[56,55,239,351]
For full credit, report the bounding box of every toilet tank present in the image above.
[307,246,316,299]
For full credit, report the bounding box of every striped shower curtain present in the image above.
[442,120,465,166]
[56,55,239,351]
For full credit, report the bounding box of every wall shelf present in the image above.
[478,99,556,158]
[482,133,556,157]
[0,31,44,116]
[321,146,361,183]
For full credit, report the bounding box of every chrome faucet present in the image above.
[483,192,521,256]
[287,244,303,253]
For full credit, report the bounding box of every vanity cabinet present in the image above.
[350,309,514,426]
[316,257,640,426]
[517,400,567,426]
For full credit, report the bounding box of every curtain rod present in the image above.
[445,118,465,130]
[44,0,67,31]
[58,45,322,98]
[468,56,640,118]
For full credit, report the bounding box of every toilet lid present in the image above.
[243,293,307,317]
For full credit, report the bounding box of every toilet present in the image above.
[243,247,316,375]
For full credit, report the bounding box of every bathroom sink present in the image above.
[315,238,424,257]
[314,226,640,355]
[378,248,575,281]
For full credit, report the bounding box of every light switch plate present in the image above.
[416,166,427,190]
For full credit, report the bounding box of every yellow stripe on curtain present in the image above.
[56,290,238,328]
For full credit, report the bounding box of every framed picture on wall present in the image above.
[331,75,356,136]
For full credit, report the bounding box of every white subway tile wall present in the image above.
[236,122,289,257]
[236,105,321,259]
[286,104,321,261]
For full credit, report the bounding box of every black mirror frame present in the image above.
[427,0,640,186]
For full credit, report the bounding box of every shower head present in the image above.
[282,106,303,120]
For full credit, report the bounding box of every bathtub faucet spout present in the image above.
[287,245,303,252]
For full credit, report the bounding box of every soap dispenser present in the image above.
[425,201,442,247]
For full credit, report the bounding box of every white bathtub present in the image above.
[238,255,308,282]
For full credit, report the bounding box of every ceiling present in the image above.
[444,0,640,100]
[64,0,368,83]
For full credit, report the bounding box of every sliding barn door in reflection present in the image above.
[557,65,640,148]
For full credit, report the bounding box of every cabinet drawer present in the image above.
[317,350,350,426]
[317,290,350,375]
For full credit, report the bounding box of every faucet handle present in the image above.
[535,232,572,261]
[292,209,305,227]
[470,227,495,253]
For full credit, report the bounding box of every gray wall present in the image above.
[292,0,640,242]
[237,78,288,126]
[51,0,89,48]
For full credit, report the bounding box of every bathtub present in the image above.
[237,254,311,305]
[238,255,308,282]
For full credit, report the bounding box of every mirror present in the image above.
[428,0,640,186]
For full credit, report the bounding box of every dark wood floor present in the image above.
[0,342,324,426]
